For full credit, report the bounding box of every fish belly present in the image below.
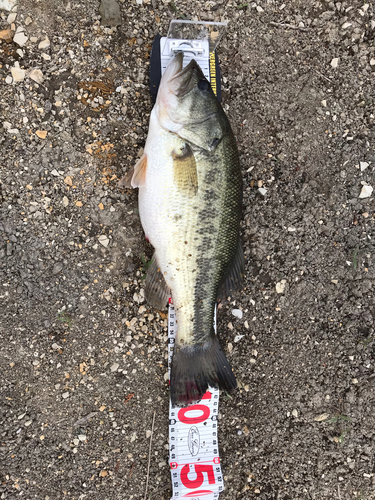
[139,113,225,347]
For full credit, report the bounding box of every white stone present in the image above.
[38,37,50,49]
[234,334,245,343]
[0,0,17,11]
[5,75,13,84]
[62,196,69,206]
[16,48,23,57]
[276,279,287,294]
[360,161,369,171]
[13,31,28,47]
[370,58,375,66]
[11,66,25,82]
[29,68,44,84]
[3,122,12,130]
[331,58,339,68]
[256,5,264,12]
[341,22,352,30]
[359,185,373,199]
[42,53,51,61]
[98,234,109,247]
[7,12,16,23]
[25,16,32,25]
[258,187,267,196]
[232,309,243,319]
[110,363,119,372]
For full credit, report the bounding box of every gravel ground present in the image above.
[1,0,375,499]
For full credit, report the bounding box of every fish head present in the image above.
[156,53,225,152]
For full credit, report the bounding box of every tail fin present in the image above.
[170,336,237,406]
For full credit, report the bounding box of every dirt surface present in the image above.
[1,0,375,499]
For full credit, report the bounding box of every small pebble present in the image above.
[13,31,28,47]
[0,0,17,11]
[38,37,50,49]
[276,280,287,294]
[98,235,109,247]
[331,58,339,68]
[29,68,44,84]
[5,75,13,84]
[359,185,373,199]
[110,362,119,372]
[7,12,16,23]
[234,334,245,343]
[232,309,243,319]
[360,162,369,172]
[62,392,69,399]
[11,66,25,82]
[62,196,69,207]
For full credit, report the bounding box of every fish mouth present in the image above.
[167,54,200,97]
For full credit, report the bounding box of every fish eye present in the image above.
[198,79,210,91]
[211,137,220,148]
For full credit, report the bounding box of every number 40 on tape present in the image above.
[168,299,224,499]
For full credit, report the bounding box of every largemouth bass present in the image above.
[121,53,244,406]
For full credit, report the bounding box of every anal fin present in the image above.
[144,253,170,310]
[118,153,147,188]
[217,238,245,300]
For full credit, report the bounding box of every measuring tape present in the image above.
[168,299,225,499]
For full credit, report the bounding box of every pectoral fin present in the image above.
[118,153,147,188]
[145,253,170,310]
[172,143,198,196]
[217,238,245,300]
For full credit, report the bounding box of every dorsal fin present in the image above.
[217,238,245,300]
[118,153,147,188]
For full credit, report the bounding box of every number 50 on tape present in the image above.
[168,299,224,499]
